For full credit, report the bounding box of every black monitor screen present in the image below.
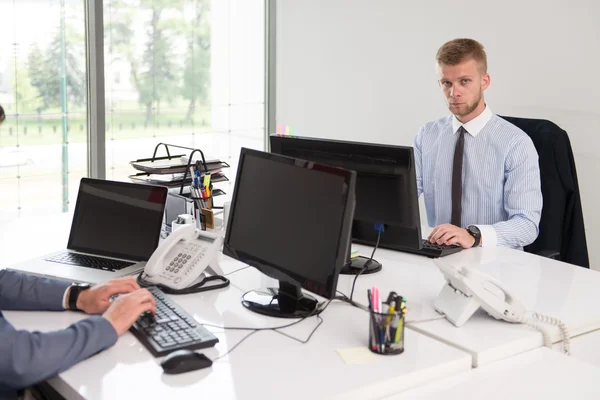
[270,135,421,250]
[67,178,167,261]
[224,148,355,299]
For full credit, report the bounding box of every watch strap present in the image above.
[68,284,91,311]
[468,226,481,248]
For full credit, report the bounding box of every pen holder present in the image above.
[368,308,405,355]
[190,194,213,210]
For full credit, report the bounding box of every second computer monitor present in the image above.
[223,148,356,318]
[270,134,422,265]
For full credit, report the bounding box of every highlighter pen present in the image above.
[395,317,403,344]
[387,302,396,324]
[390,315,399,343]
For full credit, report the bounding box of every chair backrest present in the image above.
[499,116,589,268]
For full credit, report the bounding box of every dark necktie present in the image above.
[451,126,466,227]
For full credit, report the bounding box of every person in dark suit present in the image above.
[0,104,5,123]
[0,271,157,400]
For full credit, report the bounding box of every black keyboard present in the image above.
[130,286,219,357]
[396,239,463,258]
[45,252,134,271]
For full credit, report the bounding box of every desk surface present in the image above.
[4,281,471,400]
[4,215,600,397]
[388,347,600,400]
[222,243,600,367]
[553,330,600,369]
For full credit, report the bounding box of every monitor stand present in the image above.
[340,242,382,275]
[242,281,318,318]
[341,256,382,275]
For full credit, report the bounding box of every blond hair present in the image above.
[436,38,487,73]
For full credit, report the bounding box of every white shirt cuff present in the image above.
[475,225,497,247]
[62,287,70,310]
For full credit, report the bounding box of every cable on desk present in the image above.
[211,330,259,361]
[204,300,333,361]
[336,291,369,312]
[404,315,446,324]
[336,291,447,325]
[223,265,251,277]
[349,226,383,301]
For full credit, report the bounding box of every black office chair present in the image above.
[500,116,589,269]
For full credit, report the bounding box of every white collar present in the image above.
[451,105,493,137]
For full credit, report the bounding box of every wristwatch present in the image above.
[68,283,92,311]
[466,225,482,248]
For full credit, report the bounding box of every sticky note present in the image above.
[336,347,378,364]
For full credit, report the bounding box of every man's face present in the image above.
[437,59,490,121]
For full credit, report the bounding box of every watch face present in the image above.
[468,226,481,236]
[77,283,92,289]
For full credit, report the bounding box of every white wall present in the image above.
[275,0,600,270]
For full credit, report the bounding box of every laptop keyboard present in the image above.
[45,252,135,272]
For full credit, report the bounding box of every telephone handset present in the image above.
[141,225,227,291]
[433,259,570,354]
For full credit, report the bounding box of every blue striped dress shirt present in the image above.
[414,106,542,248]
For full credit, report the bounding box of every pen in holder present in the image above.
[368,308,405,355]
[367,289,406,355]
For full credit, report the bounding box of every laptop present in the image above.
[7,178,168,284]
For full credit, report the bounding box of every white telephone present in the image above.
[433,260,571,354]
[142,225,225,291]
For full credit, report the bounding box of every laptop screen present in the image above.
[67,178,168,261]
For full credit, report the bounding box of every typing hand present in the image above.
[76,276,142,315]
[102,289,157,336]
[428,224,475,249]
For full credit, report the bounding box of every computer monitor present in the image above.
[223,148,356,318]
[270,134,422,275]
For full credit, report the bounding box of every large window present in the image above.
[104,0,265,206]
[0,0,87,223]
[0,0,265,224]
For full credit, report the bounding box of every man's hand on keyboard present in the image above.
[76,276,142,315]
[428,224,476,249]
[102,289,157,336]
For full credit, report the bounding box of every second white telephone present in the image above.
[433,259,571,354]
[141,225,226,291]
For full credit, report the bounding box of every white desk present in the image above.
[223,244,600,367]
[400,246,600,366]
[387,347,600,400]
[4,215,600,397]
[553,330,600,369]
[4,279,471,400]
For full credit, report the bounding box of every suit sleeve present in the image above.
[0,269,70,311]
[0,313,117,390]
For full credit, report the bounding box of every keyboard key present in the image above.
[129,287,219,356]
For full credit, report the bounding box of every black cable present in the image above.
[335,292,368,311]
[136,270,230,295]
[223,265,250,276]
[211,330,259,361]
[203,299,333,361]
[349,230,382,301]
[275,315,324,344]
[201,300,331,332]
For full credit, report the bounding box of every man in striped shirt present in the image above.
[415,38,542,249]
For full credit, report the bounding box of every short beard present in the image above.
[450,91,482,117]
